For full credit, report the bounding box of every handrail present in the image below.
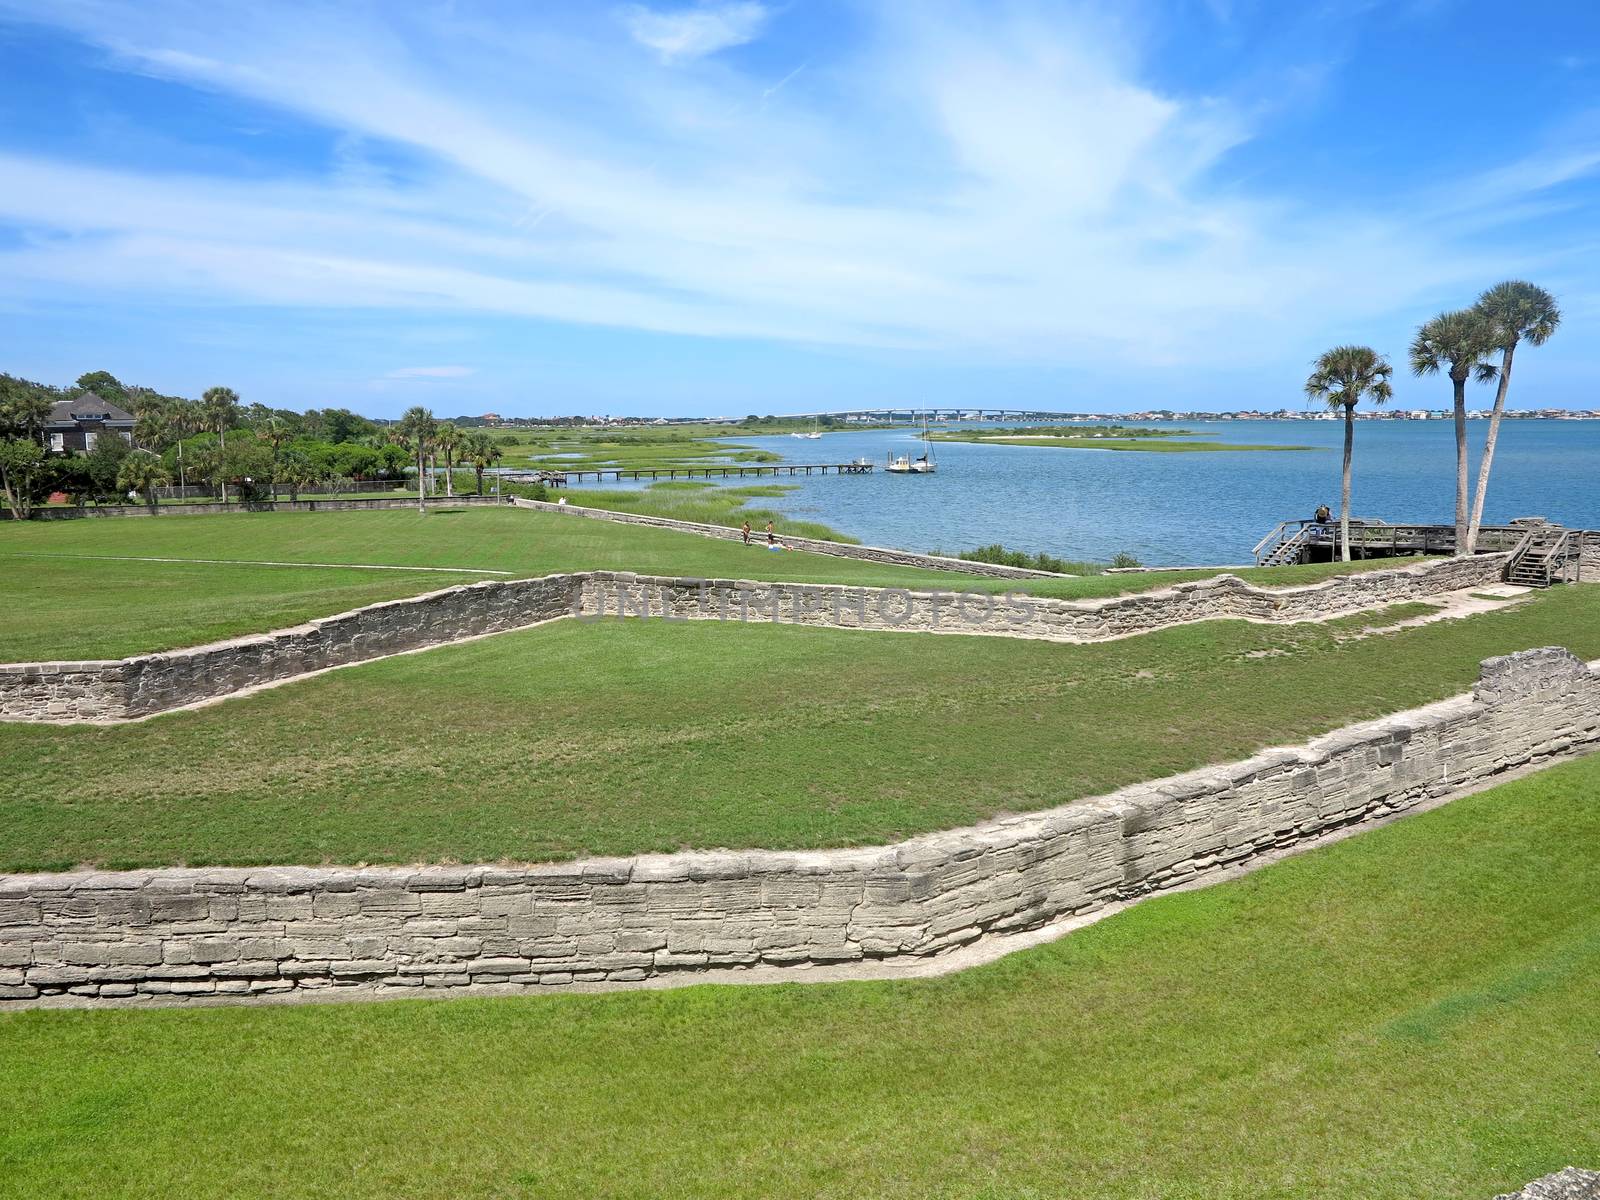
[1503,528,1538,578]
[1251,520,1294,560]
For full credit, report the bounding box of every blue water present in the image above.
[559,420,1600,566]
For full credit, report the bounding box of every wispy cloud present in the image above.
[0,0,1593,381]
[620,1,769,61]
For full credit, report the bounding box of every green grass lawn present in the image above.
[2,583,1593,872]
[0,507,1431,660]
[3,752,1596,1199]
[549,479,849,540]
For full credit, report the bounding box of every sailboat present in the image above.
[791,415,823,440]
[885,413,937,474]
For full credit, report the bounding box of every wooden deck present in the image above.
[1255,519,1596,584]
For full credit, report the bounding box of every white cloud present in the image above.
[384,366,476,379]
[0,0,1592,379]
[620,1,769,61]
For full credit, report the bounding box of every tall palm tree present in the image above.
[132,399,172,455]
[1305,346,1393,562]
[1410,310,1498,554]
[200,386,241,502]
[434,423,461,497]
[462,430,503,495]
[259,417,293,501]
[1466,281,1561,550]
[395,407,437,514]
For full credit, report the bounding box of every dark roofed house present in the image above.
[44,392,136,454]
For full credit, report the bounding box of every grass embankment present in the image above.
[2,584,1594,872]
[3,753,1597,1199]
[0,508,1427,661]
[936,433,1313,452]
[546,480,847,541]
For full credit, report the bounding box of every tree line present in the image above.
[1305,280,1560,561]
[0,374,505,517]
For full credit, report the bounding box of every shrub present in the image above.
[934,543,1100,575]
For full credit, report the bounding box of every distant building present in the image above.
[478,412,502,424]
[43,393,135,453]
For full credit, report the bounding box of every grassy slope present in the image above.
[2,753,1596,1199]
[0,507,1425,660]
[551,480,849,541]
[3,585,1594,872]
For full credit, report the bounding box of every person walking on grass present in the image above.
[742,520,751,546]
[765,520,775,546]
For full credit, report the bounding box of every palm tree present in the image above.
[395,407,437,513]
[434,423,461,497]
[462,430,503,495]
[116,449,171,511]
[276,450,321,503]
[1466,281,1561,551]
[259,416,293,501]
[1410,310,1498,554]
[1305,346,1393,562]
[200,386,241,502]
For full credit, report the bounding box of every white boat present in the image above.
[886,413,937,474]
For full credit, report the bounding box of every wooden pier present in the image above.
[1255,519,1596,583]
[513,462,875,486]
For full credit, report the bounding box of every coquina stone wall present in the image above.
[578,551,1508,642]
[509,496,1062,577]
[2,647,1595,1008]
[0,553,1512,723]
[0,574,581,721]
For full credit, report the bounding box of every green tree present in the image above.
[1305,346,1393,562]
[395,407,437,513]
[276,450,322,503]
[434,422,461,497]
[1467,281,1561,550]
[74,370,128,405]
[116,449,171,511]
[200,386,242,501]
[0,374,55,440]
[462,430,503,495]
[1410,310,1498,554]
[0,438,44,518]
[84,430,131,504]
[258,417,293,500]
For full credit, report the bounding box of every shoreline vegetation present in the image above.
[928,424,1315,452]
[500,417,897,474]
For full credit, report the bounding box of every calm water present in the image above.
[563,419,1600,566]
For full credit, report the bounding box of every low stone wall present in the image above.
[510,496,1060,577]
[3,648,1595,1007]
[0,574,581,721]
[579,551,1509,642]
[0,552,1512,722]
[7,494,506,521]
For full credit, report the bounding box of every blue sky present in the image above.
[0,0,1597,418]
